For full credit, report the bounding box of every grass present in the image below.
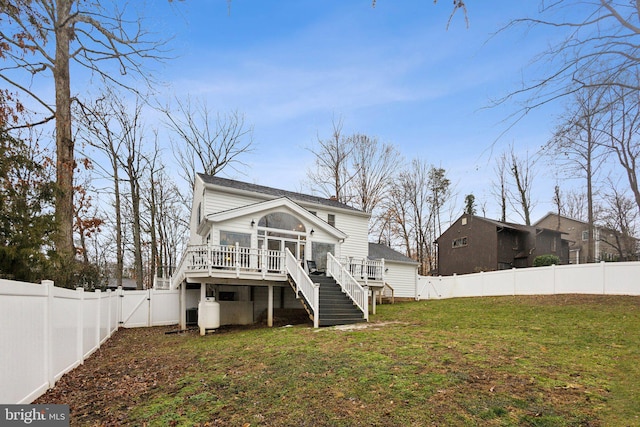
[47,295,640,426]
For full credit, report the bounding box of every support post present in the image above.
[180,282,186,330]
[371,288,376,315]
[267,285,273,327]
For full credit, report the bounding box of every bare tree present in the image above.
[492,152,508,222]
[161,97,254,191]
[383,179,413,258]
[562,190,588,222]
[117,98,148,289]
[548,88,609,261]
[506,146,536,225]
[0,1,166,271]
[600,180,639,261]
[395,159,433,274]
[498,2,640,123]
[306,118,355,204]
[76,88,126,287]
[601,82,640,217]
[141,136,189,285]
[349,134,401,214]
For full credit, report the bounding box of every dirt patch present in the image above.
[34,326,192,426]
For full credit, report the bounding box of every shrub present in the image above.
[533,254,560,267]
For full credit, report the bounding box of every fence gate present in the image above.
[119,289,151,328]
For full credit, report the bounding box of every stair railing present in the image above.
[380,282,395,304]
[284,248,319,328]
[326,253,369,321]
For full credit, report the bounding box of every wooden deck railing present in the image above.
[170,244,286,289]
[327,253,369,320]
[338,256,385,284]
[284,248,319,328]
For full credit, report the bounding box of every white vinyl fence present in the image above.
[418,261,640,300]
[0,279,179,404]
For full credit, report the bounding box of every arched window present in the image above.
[258,212,305,232]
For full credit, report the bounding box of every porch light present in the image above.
[250,219,255,227]
[310,229,314,235]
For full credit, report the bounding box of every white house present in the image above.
[170,174,389,331]
[368,243,419,300]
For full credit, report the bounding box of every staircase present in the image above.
[314,274,366,326]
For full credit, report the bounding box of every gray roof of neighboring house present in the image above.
[368,243,418,264]
[199,173,363,213]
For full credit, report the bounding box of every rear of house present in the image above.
[170,174,385,330]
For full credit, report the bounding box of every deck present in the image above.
[163,244,385,290]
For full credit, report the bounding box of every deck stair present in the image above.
[312,274,366,326]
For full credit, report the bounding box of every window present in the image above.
[258,212,305,232]
[197,202,202,225]
[219,231,251,247]
[328,214,336,227]
[582,230,589,241]
[452,237,468,248]
[312,242,335,271]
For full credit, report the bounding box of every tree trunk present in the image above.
[54,0,75,268]
[586,129,595,263]
[129,159,144,290]
[113,162,124,288]
[149,172,158,287]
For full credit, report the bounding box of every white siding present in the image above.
[384,261,418,299]
[195,178,371,261]
[189,178,206,245]
[204,188,265,215]
[335,213,369,259]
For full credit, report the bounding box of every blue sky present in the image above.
[139,1,581,222]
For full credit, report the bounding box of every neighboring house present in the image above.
[534,213,639,263]
[368,243,419,299]
[436,214,569,276]
[169,174,386,330]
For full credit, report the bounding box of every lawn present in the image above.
[36,295,640,426]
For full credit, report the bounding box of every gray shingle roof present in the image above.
[199,173,363,213]
[368,243,418,264]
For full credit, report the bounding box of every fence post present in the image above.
[601,261,606,294]
[106,289,112,338]
[148,288,153,327]
[41,280,55,389]
[95,289,101,348]
[76,287,84,363]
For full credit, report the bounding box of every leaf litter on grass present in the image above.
[34,295,640,426]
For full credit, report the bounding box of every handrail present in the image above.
[327,253,369,320]
[284,248,319,328]
[171,249,190,289]
[337,256,385,283]
[380,282,395,304]
[170,244,286,289]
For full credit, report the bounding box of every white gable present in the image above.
[197,197,347,240]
